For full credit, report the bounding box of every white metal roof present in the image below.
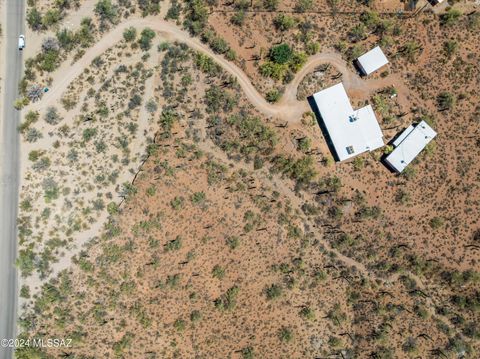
[313,83,384,161]
[385,120,437,173]
[392,125,414,147]
[357,46,389,75]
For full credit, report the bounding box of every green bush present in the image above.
[440,9,462,26]
[273,14,296,31]
[266,89,281,103]
[123,27,137,42]
[215,286,240,310]
[27,7,43,30]
[138,28,156,51]
[278,327,293,342]
[94,0,118,25]
[265,284,282,300]
[270,43,293,64]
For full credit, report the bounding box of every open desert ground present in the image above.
[11,0,480,358]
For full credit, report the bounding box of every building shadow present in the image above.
[352,59,366,77]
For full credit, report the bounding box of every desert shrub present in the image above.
[467,12,480,29]
[166,0,182,19]
[437,92,455,110]
[27,7,43,30]
[261,44,306,81]
[349,23,367,43]
[265,284,282,300]
[123,27,137,42]
[137,0,161,16]
[42,177,59,202]
[82,128,97,141]
[263,0,279,10]
[191,191,206,205]
[402,337,417,353]
[440,9,462,26]
[39,50,61,72]
[204,85,237,113]
[278,327,293,342]
[212,265,225,279]
[241,347,254,359]
[231,10,245,26]
[215,286,240,311]
[56,28,76,51]
[138,28,156,51]
[299,306,315,320]
[270,43,293,64]
[94,0,118,26]
[19,111,39,134]
[128,94,142,109]
[25,128,43,143]
[170,196,185,210]
[190,310,202,322]
[76,17,96,47]
[32,157,51,172]
[42,9,61,28]
[294,0,313,12]
[226,236,240,250]
[42,37,60,52]
[266,89,281,103]
[209,36,230,54]
[16,246,37,278]
[306,41,320,55]
[44,107,62,125]
[297,137,311,153]
[173,318,186,331]
[20,285,31,299]
[195,52,221,75]
[183,0,209,35]
[159,107,178,134]
[443,40,458,59]
[400,41,421,63]
[272,155,317,184]
[273,14,296,31]
[429,216,444,229]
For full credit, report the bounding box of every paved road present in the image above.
[0,1,24,358]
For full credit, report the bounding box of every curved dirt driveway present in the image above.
[29,17,401,121]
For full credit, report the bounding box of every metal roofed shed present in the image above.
[385,120,437,173]
[312,83,384,162]
[356,46,389,76]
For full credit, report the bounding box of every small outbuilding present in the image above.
[356,46,389,76]
[385,120,437,173]
[312,83,384,161]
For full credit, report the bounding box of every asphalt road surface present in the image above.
[0,1,24,358]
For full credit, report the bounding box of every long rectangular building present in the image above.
[312,83,384,161]
[385,120,437,172]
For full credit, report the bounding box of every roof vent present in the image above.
[346,146,355,155]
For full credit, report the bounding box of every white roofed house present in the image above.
[385,120,437,173]
[312,83,384,161]
[356,46,389,76]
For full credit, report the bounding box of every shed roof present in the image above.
[357,46,389,75]
[385,120,437,172]
[312,83,384,161]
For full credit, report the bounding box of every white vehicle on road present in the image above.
[18,34,25,50]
